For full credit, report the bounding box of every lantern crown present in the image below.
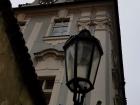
[64,29,103,55]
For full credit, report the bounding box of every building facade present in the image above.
[14,0,126,105]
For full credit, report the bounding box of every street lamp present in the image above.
[63,29,103,105]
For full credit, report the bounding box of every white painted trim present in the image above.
[45,15,73,37]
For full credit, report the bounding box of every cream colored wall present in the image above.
[26,22,43,52]
[90,9,115,105]
[17,3,116,105]
[35,54,65,105]
[91,13,108,105]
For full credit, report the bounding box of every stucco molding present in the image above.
[34,48,64,60]
[93,15,112,31]
[77,16,95,31]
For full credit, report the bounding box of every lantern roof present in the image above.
[63,29,103,55]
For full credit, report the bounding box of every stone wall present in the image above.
[0,17,34,105]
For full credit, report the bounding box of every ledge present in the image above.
[43,35,70,41]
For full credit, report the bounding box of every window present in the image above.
[39,76,55,105]
[51,18,69,36]
[44,76,55,89]
[39,76,55,91]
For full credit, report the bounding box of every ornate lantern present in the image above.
[63,29,103,104]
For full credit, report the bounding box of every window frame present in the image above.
[50,18,70,36]
[38,76,56,104]
[45,15,73,37]
[39,76,56,92]
[51,18,70,36]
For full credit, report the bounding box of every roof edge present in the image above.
[13,0,113,11]
[113,0,127,104]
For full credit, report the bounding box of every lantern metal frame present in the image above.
[63,29,103,105]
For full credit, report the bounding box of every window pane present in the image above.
[60,26,68,35]
[52,26,68,36]
[54,22,64,26]
[66,43,75,82]
[77,41,93,79]
[44,76,55,89]
[51,18,69,36]
[90,46,100,84]
[39,80,44,87]
[52,27,62,36]
[63,21,69,26]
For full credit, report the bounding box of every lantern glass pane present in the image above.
[77,41,93,79]
[78,81,91,91]
[90,45,101,85]
[66,43,75,82]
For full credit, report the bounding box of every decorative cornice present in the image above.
[77,16,94,31]
[34,48,64,59]
[43,35,70,43]
[94,17,111,26]
[93,15,112,31]
[77,14,112,32]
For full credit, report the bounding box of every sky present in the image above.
[118,1,140,105]
[10,0,140,105]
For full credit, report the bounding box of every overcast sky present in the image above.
[10,0,140,105]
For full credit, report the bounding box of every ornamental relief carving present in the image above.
[77,17,94,31]
[34,49,64,70]
[77,16,112,31]
[93,16,112,30]
[77,20,91,31]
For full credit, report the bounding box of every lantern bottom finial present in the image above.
[66,78,94,94]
